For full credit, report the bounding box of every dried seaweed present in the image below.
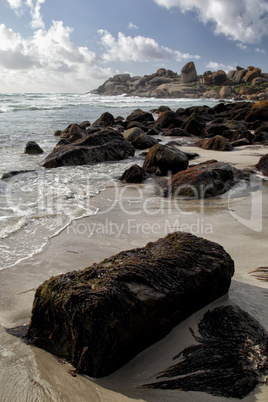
[249,267,268,282]
[144,305,268,399]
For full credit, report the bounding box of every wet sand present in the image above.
[0,145,268,401]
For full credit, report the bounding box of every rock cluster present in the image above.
[91,62,268,101]
[27,232,234,377]
[41,115,135,168]
[38,100,268,199]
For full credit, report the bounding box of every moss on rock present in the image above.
[27,232,234,377]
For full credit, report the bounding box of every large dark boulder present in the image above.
[164,160,246,198]
[143,144,189,176]
[256,154,268,176]
[26,232,234,378]
[41,129,135,168]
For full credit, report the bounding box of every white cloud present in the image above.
[154,0,268,43]
[128,22,139,30]
[0,22,113,92]
[237,43,248,51]
[6,0,45,28]
[206,61,235,72]
[98,29,200,62]
[255,47,266,54]
[6,0,23,10]
[26,0,46,29]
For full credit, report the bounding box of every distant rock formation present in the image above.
[91,63,268,101]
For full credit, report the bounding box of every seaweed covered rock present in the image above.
[26,232,234,378]
[164,160,246,198]
[143,144,189,176]
[245,100,268,122]
[144,305,268,399]
[41,129,135,168]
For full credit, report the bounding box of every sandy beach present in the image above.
[0,144,268,402]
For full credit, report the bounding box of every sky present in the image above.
[1,0,268,93]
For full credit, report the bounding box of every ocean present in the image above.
[0,93,220,269]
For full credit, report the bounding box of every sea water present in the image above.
[0,93,219,269]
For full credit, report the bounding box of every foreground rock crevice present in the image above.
[26,232,234,378]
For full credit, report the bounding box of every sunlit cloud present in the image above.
[98,29,200,62]
[237,43,248,51]
[6,0,46,28]
[128,22,139,30]
[0,22,113,92]
[154,0,268,43]
[206,61,236,72]
[255,47,266,54]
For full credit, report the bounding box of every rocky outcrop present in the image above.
[143,144,189,176]
[91,68,180,97]
[91,64,268,100]
[164,160,246,198]
[27,232,234,377]
[181,61,197,83]
[41,129,135,168]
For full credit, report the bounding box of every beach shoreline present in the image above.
[0,144,268,401]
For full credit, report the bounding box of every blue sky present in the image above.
[1,0,268,92]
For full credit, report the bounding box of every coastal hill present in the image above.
[91,61,268,101]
